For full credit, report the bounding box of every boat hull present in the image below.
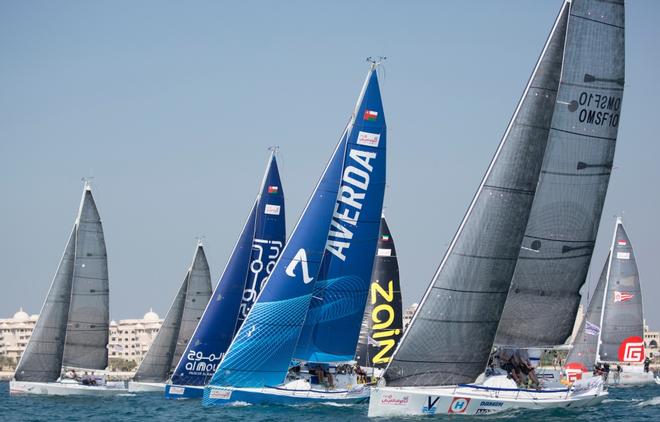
[164,383,204,399]
[203,385,370,406]
[9,380,127,397]
[367,381,606,417]
[127,381,165,393]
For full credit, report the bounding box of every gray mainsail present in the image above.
[598,219,643,363]
[496,0,626,348]
[384,3,569,387]
[133,277,187,382]
[133,244,212,382]
[172,245,212,371]
[565,253,608,370]
[14,229,76,382]
[62,186,110,370]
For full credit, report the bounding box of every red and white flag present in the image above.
[614,291,634,303]
[617,239,627,246]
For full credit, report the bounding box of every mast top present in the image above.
[81,177,94,191]
[366,56,387,70]
[195,236,206,247]
[268,145,280,155]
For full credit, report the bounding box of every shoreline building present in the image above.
[108,309,164,364]
[0,308,38,362]
[403,303,418,332]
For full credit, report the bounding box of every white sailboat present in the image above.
[369,0,624,416]
[10,181,127,396]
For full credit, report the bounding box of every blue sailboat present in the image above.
[203,62,387,406]
[164,150,286,399]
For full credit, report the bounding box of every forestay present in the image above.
[384,3,568,387]
[496,0,626,348]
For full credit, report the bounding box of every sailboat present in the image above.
[10,182,126,396]
[355,216,403,376]
[128,242,212,392]
[203,62,386,406]
[164,150,286,399]
[565,218,654,386]
[369,0,623,416]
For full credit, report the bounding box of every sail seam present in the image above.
[570,13,624,30]
[550,127,617,141]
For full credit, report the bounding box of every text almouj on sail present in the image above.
[563,218,655,386]
[369,0,623,416]
[163,150,286,399]
[202,62,387,406]
[354,216,403,377]
[10,182,127,396]
[127,241,212,393]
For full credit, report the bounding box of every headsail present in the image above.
[355,217,403,369]
[206,66,386,390]
[598,219,644,363]
[14,229,76,382]
[496,0,626,348]
[565,253,608,370]
[171,152,285,386]
[133,244,211,382]
[62,185,110,370]
[384,3,569,387]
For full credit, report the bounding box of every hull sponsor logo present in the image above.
[448,397,470,414]
[168,386,185,395]
[479,401,504,407]
[379,393,408,405]
[422,396,440,414]
[209,388,232,400]
[618,336,645,362]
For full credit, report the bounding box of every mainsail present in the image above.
[598,219,644,363]
[171,152,285,387]
[565,253,608,370]
[206,65,386,390]
[384,3,569,387]
[15,184,108,381]
[61,185,110,370]
[355,217,403,369]
[133,244,212,382]
[496,0,626,348]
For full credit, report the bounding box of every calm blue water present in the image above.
[1,382,658,421]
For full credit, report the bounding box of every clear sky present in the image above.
[1,1,658,329]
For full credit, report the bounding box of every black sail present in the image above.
[565,254,608,370]
[355,217,403,369]
[14,229,76,382]
[384,4,569,387]
[598,219,643,363]
[496,0,625,347]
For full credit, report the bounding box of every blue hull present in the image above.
[164,384,204,399]
[203,386,370,406]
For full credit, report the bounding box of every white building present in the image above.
[403,303,418,331]
[0,308,39,362]
[108,309,163,363]
[1,308,163,367]
[644,320,659,358]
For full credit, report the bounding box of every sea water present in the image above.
[1,382,658,421]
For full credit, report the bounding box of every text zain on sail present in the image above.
[326,146,377,261]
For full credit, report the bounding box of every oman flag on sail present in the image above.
[363,110,378,121]
[614,291,634,303]
[617,239,627,246]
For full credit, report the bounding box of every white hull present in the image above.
[368,377,606,417]
[10,380,127,396]
[127,381,166,393]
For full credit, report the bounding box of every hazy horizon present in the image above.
[2,1,659,330]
